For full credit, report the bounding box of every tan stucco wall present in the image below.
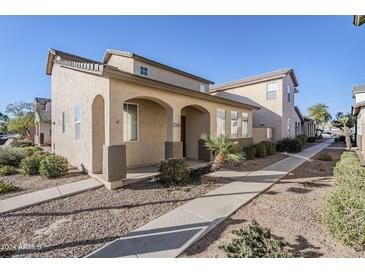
[34,120,51,145]
[51,64,110,172]
[252,127,272,144]
[124,98,167,167]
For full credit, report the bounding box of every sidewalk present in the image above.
[0,178,102,214]
[86,139,333,258]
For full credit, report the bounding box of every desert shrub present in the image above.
[243,145,256,160]
[276,138,303,153]
[0,181,18,193]
[323,185,365,250]
[19,146,43,157]
[260,141,276,156]
[307,136,316,143]
[159,159,191,186]
[0,165,17,176]
[255,142,267,158]
[39,155,68,179]
[297,134,308,146]
[188,164,212,181]
[20,156,42,176]
[0,148,27,167]
[333,152,365,190]
[220,220,291,258]
[317,152,333,161]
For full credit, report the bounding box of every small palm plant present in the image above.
[201,133,244,171]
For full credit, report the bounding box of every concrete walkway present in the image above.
[0,178,102,214]
[86,139,333,258]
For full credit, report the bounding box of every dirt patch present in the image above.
[182,148,365,258]
[0,176,231,258]
[223,153,289,172]
[0,167,89,200]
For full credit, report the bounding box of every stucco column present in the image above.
[165,108,183,159]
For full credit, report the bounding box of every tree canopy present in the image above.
[4,101,35,139]
[331,112,355,129]
[307,102,332,129]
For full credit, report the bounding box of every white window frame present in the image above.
[123,103,139,142]
[267,82,277,100]
[287,118,291,133]
[62,112,66,133]
[139,65,149,77]
[231,111,239,138]
[217,108,226,136]
[75,105,81,140]
[242,112,249,138]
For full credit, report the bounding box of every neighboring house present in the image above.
[46,49,260,189]
[34,97,52,146]
[303,117,316,138]
[352,84,365,162]
[210,69,302,142]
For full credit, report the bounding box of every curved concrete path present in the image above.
[86,139,333,258]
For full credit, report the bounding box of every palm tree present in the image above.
[201,133,243,171]
[332,112,355,150]
[307,102,332,135]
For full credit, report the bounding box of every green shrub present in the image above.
[243,145,256,160]
[0,181,18,193]
[333,152,365,190]
[255,142,267,158]
[297,134,308,146]
[323,186,365,251]
[220,220,291,258]
[276,138,303,153]
[318,152,333,161]
[0,165,17,176]
[0,148,27,167]
[188,164,212,181]
[259,141,276,156]
[39,155,68,179]
[19,146,43,157]
[20,156,42,176]
[307,136,316,143]
[159,159,191,186]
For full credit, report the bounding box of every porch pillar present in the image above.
[165,108,183,159]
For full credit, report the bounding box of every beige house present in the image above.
[46,49,260,189]
[210,69,303,142]
[34,97,52,146]
[352,84,365,163]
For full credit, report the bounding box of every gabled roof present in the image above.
[103,49,214,84]
[352,84,365,98]
[35,97,51,103]
[210,68,298,92]
[294,106,304,123]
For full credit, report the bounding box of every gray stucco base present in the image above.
[165,141,183,159]
[103,144,126,183]
[230,137,253,148]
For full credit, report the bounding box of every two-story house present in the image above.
[34,97,52,146]
[210,69,303,142]
[352,84,365,162]
[46,49,260,189]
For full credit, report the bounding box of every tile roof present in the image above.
[210,68,298,92]
[352,84,365,97]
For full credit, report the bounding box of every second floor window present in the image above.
[139,66,149,76]
[287,84,291,102]
[242,112,249,137]
[75,105,81,140]
[267,82,277,100]
[231,111,239,138]
[217,108,226,136]
[287,118,291,133]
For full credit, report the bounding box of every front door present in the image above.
[40,133,44,145]
[181,116,186,158]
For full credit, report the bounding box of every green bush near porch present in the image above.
[39,155,68,179]
[0,165,17,176]
[20,155,43,176]
[0,147,27,167]
[276,137,303,153]
[159,159,191,186]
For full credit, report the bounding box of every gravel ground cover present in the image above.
[0,176,233,258]
[0,167,89,200]
[182,148,364,258]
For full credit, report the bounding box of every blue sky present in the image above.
[0,16,364,116]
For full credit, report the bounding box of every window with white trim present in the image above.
[75,105,80,140]
[231,111,239,138]
[267,82,277,100]
[123,103,139,142]
[139,66,149,76]
[287,118,291,133]
[242,112,249,137]
[217,108,226,136]
[62,112,66,133]
[287,84,291,102]
[200,84,207,93]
